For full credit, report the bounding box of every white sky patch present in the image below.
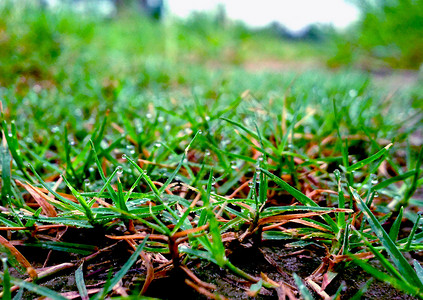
[166,0,359,32]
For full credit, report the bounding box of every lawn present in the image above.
[0,3,423,299]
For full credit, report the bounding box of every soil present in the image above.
[8,234,420,299]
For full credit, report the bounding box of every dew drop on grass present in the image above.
[349,89,358,98]
[334,169,341,177]
[116,166,123,175]
[198,130,203,135]
[370,174,378,185]
[8,133,13,138]
[154,142,161,148]
[51,126,60,133]
[230,161,237,169]
[122,154,127,161]
[205,149,211,156]
[89,167,95,173]
[205,115,210,121]
[84,179,90,186]
[146,113,152,119]
[158,116,165,123]
[126,145,135,155]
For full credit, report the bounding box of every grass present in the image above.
[0,2,423,299]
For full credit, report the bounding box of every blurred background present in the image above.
[1,0,422,90]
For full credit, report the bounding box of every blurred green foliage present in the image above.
[330,0,423,69]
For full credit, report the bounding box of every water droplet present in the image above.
[287,143,294,150]
[349,89,358,98]
[84,179,90,186]
[205,115,210,121]
[116,166,123,175]
[248,182,254,188]
[154,142,161,148]
[165,125,171,131]
[211,177,217,186]
[374,192,379,197]
[371,174,378,185]
[258,156,264,162]
[8,133,13,138]
[146,113,152,119]
[334,169,341,178]
[51,126,60,133]
[158,116,165,123]
[89,167,95,173]
[69,140,76,146]
[205,149,211,156]
[198,130,203,135]
[75,109,83,117]
[122,154,127,161]
[230,161,237,169]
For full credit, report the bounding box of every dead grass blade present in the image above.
[0,235,37,279]
[16,180,57,217]
[258,209,351,226]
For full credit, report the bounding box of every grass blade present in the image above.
[347,144,392,172]
[351,187,423,289]
[261,168,339,232]
[1,258,12,300]
[389,206,403,242]
[92,236,149,300]
[2,275,68,300]
[293,273,313,300]
[75,263,89,300]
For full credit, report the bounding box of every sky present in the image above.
[166,0,360,32]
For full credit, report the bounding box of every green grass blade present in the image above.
[403,146,423,207]
[220,117,276,152]
[92,236,149,300]
[75,263,89,300]
[347,143,392,172]
[352,258,423,299]
[261,168,339,232]
[158,131,200,195]
[61,175,95,224]
[414,260,423,286]
[350,278,373,300]
[351,187,423,289]
[389,206,403,242]
[405,213,421,251]
[355,229,404,280]
[28,164,83,211]
[89,140,119,204]
[1,258,12,300]
[373,170,415,190]
[2,275,68,300]
[1,120,32,182]
[293,273,313,300]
